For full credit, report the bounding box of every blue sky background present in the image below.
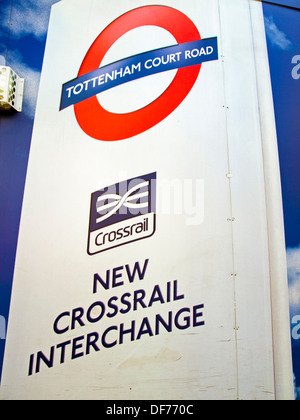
[263,3,300,248]
[0,0,299,398]
[263,0,300,8]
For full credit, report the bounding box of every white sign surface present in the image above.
[0,0,293,400]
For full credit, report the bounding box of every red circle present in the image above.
[75,6,201,141]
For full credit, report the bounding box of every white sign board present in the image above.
[0,0,293,400]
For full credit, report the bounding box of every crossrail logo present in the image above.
[88,173,156,255]
[60,5,219,141]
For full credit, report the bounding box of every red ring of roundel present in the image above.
[75,5,202,141]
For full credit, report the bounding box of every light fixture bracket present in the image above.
[0,66,24,112]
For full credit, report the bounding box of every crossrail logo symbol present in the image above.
[88,173,156,255]
[60,5,219,141]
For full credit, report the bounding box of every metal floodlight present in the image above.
[0,66,24,112]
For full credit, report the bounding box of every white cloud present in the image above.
[0,55,5,66]
[287,245,300,317]
[264,16,293,51]
[1,0,59,40]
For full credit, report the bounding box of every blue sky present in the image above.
[0,0,300,397]
[0,0,59,118]
[262,0,300,8]
[263,4,300,247]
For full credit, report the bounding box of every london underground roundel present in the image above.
[74,6,202,141]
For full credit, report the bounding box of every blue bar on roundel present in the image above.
[60,37,218,110]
